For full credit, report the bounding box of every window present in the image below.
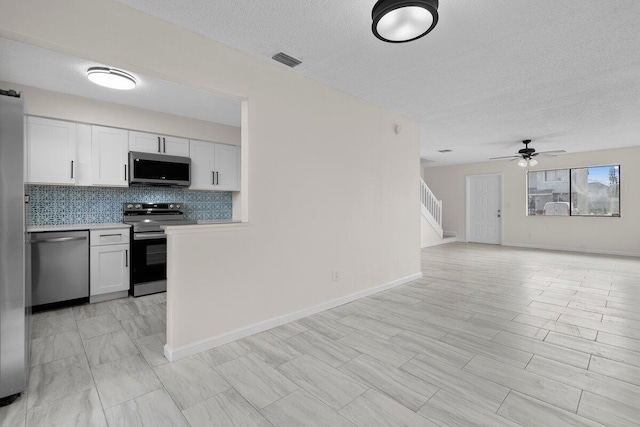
[528,165,620,217]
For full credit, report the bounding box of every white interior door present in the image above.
[467,174,502,244]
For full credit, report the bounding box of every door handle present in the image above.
[125,249,128,267]
[71,160,74,179]
[157,137,161,153]
[124,164,127,181]
[216,171,219,185]
[163,137,166,153]
[31,236,87,243]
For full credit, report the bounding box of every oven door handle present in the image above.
[133,232,167,240]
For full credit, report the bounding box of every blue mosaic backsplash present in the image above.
[28,185,233,225]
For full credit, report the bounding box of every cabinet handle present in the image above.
[216,171,219,185]
[125,249,128,267]
[124,165,127,181]
[212,171,215,185]
[163,137,166,153]
[71,160,74,179]
[157,137,161,153]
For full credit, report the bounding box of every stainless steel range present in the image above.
[124,203,196,297]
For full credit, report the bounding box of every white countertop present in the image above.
[27,223,131,233]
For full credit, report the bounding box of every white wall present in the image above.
[1,81,240,145]
[423,146,640,256]
[421,216,443,248]
[0,0,422,352]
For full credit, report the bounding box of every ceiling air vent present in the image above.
[272,52,302,68]
[438,149,453,153]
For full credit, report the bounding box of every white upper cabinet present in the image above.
[129,131,189,157]
[27,116,77,185]
[91,125,129,187]
[189,140,240,191]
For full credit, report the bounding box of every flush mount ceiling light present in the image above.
[86,67,137,90]
[372,0,439,43]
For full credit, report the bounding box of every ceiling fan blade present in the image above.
[489,155,521,160]
[535,150,566,155]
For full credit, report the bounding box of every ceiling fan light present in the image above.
[87,67,137,90]
[372,0,439,43]
[518,158,528,167]
[528,158,538,166]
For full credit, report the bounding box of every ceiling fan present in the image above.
[490,140,566,167]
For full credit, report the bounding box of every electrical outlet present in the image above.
[332,270,340,281]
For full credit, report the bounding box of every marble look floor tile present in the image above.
[31,309,77,339]
[134,333,169,367]
[268,321,308,340]
[463,355,581,412]
[27,354,93,409]
[389,330,474,368]
[105,388,188,427]
[588,355,640,386]
[298,312,358,340]
[261,389,355,427]
[337,331,416,368]
[525,355,640,409]
[241,331,302,367]
[420,389,519,427]
[83,330,139,367]
[153,355,230,410]
[337,314,403,340]
[0,392,26,427]
[120,314,166,340]
[400,354,509,412]
[216,352,298,409]
[110,300,146,320]
[199,340,252,367]
[499,391,605,427]
[286,330,360,368]
[25,388,106,427]
[72,301,115,321]
[340,388,438,427]
[76,313,123,339]
[578,391,640,427]
[30,331,83,367]
[182,388,271,427]
[92,354,162,409]
[278,354,367,410]
[339,354,438,412]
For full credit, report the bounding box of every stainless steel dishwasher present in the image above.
[31,231,89,307]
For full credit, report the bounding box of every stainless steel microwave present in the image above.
[129,151,191,187]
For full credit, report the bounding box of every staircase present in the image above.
[420,178,443,238]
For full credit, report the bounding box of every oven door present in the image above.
[131,232,167,296]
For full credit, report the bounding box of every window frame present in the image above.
[527,164,621,218]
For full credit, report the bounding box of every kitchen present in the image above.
[0,36,243,405]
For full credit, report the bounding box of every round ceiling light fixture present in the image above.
[372,0,439,43]
[86,67,137,90]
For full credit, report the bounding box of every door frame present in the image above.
[465,173,504,244]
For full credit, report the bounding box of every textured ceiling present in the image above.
[109,0,640,166]
[0,38,241,127]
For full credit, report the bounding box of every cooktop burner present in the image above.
[123,202,197,232]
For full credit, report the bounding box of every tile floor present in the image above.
[1,242,640,426]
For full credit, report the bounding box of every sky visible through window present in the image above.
[588,166,618,185]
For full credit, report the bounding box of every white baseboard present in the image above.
[502,242,640,258]
[164,271,423,362]
[421,237,457,248]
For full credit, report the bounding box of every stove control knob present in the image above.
[169,204,175,209]
[126,204,133,209]
[135,204,142,209]
[175,204,181,209]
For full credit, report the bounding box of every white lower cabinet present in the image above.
[90,229,130,299]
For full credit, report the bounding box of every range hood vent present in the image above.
[272,52,302,68]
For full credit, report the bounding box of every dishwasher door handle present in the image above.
[31,236,87,244]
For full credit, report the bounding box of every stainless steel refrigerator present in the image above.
[0,90,29,406]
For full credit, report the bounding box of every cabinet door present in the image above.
[214,143,240,191]
[90,244,130,296]
[189,139,216,190]
[91,126,129,187]
[27,116,76,185]
[129,131,162,154]
[163,136,190,156]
